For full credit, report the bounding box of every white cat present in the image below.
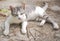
[3,3,59,35]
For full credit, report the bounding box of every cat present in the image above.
[3,2,59,35]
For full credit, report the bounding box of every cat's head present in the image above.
[9,3,26,20]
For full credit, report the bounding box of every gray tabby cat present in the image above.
[3,3,59,35]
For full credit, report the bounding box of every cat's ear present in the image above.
[9,6,14,11]
[9,6,15,15]
[21,2,25,10]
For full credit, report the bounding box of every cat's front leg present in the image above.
[3,15,12,35]
[3,21,10,35]
[21,21,28,34]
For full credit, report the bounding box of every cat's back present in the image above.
[25,5,36,13]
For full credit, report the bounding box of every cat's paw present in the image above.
[21,29,27,34]
[3,30,9,35]
[40,23,44,26]
[39,20,46,26]
[39,22,45,27]
[53,23,59,30]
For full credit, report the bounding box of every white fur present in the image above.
[35,6,45,17]
[3,3,59,35]
[4,15,27,35]
[3,6,47,35]
[21,21,27,33]
[40,19,46,26]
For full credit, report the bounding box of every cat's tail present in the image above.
[42,2,48,11]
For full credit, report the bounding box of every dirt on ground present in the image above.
[0,0,60,41]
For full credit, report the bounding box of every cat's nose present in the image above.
[18,18,21,20]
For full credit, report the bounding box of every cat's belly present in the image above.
[27,12,38,20]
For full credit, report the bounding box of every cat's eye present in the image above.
[20,11,25,15]
[20,13,24,15]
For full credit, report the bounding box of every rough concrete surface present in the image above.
[0,0,60,41]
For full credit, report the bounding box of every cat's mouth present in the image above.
[18,18,21,20]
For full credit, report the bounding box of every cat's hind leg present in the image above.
[43,12,59,30]
[47,16,59,30]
